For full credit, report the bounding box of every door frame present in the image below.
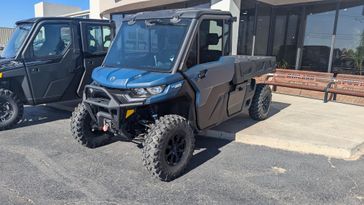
[21,20,77,104]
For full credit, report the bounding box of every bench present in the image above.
[325,74,364,102]
[261,69,335,101]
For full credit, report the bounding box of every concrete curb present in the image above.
[204,130,364,160]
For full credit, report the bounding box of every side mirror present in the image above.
[228,17,237,24]
[104,35,111,42]
[207,33,219,46]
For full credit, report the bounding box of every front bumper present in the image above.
[83,85,144,131]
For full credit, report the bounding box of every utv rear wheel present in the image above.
[71,103,111,148]
[249,84,272,121]
[142,115,195,182]
[0,89,23,131]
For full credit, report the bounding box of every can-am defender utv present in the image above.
[71,9,275,181]
[0,17,113,130]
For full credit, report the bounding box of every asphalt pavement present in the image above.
[0,106,363,205]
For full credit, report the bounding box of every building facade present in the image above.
[0,27,15,52]
[92,0,364,76]
[36,0,364,76]
[34,2,90,18]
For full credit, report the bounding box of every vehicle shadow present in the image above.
[185,136,231,174]
[92,101,291,179]
[184,101,291,175]
[14,106,72,129]
[211,101,291,134]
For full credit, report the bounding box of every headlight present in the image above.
[146,86,164,95]
[133,88,149,97]
[131,86,165,98]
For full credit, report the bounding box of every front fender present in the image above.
[0,79,10,89]
[0,74,32,104]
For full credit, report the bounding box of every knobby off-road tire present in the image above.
[142,115,195,182]
[249,84,272,121]
[71,103,111,148]
[0,89,24,131]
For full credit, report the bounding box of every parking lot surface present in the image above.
[0,106,363,205]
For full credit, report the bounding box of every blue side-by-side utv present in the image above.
[71,9,275,181]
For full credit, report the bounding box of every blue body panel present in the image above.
[92,66,184,89]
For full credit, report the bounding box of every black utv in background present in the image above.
[0,17,114,130]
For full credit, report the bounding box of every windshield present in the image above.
[1,24,33,59]
[104,19,191,72]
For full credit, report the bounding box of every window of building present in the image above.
[272,7,301,69]
[254,2,271,56]
[301,3,337,72]
[237,0,256,55]
[86,25,111,54]
[237,0,364,74]
[32,24,71,58]
[332,1,364,75]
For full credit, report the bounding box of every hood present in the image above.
[0,58,24,71]
[92,66,184,89]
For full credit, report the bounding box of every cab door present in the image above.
[23,20,81,104]
[77,22,114,97]
[184,18,234,130]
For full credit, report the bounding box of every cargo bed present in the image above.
[233,55,276,84]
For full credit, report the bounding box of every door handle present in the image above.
[198,69,208,79]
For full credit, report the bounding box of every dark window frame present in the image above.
[183,16,232,70]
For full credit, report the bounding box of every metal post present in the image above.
[328,35,336,73]
[328,1,340,73]
[251,35,256,56]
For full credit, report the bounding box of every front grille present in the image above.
[85,85,131,104]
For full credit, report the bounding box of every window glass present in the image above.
[103,26,112,50]
[302,3,336,72]
[86,25,112,54]
[2,24,32,58]
[32,24,71,57]
[185,37,198,69]
[111,13,124,32]
[255,2,271,55]
[223,21,231,56]
[104,19,191,72]
[272,7,301,69]
[237,0,256,55]
[332,1,364,75]
[199,19,223,64]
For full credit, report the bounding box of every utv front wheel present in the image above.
[71,103,111,148]
[0,89,24,131]
[249,84,272,121]
[142,115,195,181]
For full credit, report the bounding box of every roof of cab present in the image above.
[123,8,232,21]
[16,17,110,25]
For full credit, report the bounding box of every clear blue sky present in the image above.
[0,0,89,28]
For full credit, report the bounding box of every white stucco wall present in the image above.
[34,2,82,17]
[211,0,241,55]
